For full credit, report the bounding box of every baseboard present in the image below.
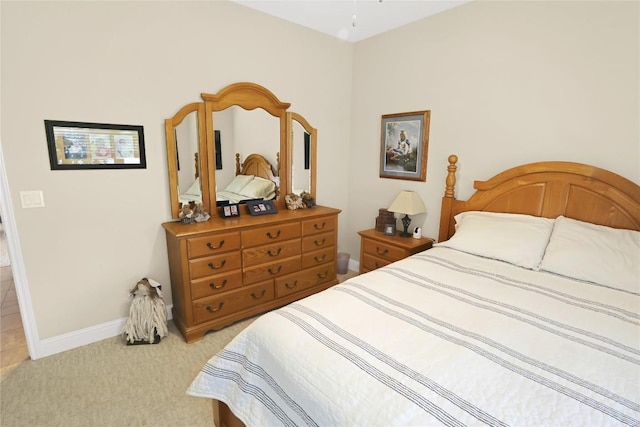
[34,305,173,359]
[348,258,359,273]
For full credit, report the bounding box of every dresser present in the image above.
[358,228,433,274]
[162,206,341,343]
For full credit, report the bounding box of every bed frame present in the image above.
[438,154,640,241]
[212,154,640,427]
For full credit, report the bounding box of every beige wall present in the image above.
[1,0,638,356]
[0,1,353,345]
[346,0,639,258]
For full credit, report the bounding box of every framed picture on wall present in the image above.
[379,111,430,181]
[44,120,146,170]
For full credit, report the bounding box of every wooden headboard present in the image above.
[234,153,280,197]
[438,154,640,242]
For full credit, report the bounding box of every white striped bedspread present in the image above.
[187,247,640,426]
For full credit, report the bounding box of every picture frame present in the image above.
[379,111,430,181]
[384,223,396,236]
[44,120,146,170]
[220,203,240,218]
[246,199,278,216]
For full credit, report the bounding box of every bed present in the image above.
[187,155,640,426]
[179,152,279,206]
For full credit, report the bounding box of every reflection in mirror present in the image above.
[213,106,280,199]
[289,112,316,200]
[165,102,206,218]
[176,111,201,202]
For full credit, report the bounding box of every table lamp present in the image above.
[387,190,426,237]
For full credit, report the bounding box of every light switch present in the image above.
[20,191,45,208]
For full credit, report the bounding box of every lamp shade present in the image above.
[387,190,426,215]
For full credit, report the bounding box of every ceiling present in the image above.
[230,0,472,43]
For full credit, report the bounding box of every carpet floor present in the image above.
[0,318,255,427]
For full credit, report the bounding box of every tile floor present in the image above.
[1,263,29,380]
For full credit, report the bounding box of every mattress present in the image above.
[187,247,640,426]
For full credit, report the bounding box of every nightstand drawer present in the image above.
[361,253,393,271]
[362,239,405,262]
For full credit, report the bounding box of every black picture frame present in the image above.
[220,203,240,218]
[44,120,146,170]
[246,199,278,216]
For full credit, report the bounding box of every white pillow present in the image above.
[539,216,640,292]
[435,211,555,270]
[184,178,201,196]
[238,176,276,199]
[224,174,254,194]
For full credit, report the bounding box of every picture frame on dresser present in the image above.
[379,111,430,181]
[220,203,240,218]
[246,199,278,216]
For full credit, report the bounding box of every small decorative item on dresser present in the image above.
[375,208,395,232]
[384,223,396,236]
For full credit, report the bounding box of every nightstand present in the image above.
[358,229,434,274]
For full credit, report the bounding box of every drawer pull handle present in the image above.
[206,240,225,250]
[266,230,281,239]
[285,280,298,289]
[206,302,224,313]
[251,290,266,299]
[314,238,326,247]
[376,247,389,255]
[313,222,326,230]
[314,254,326,263]
[267,248,282,257]
[208,260,227,270]
[375,262,381,268]
[317,271,329,280]
[209,280,227,290]
[268,265,283,275]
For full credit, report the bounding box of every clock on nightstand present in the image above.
[358,228,434,274]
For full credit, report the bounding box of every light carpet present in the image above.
[0,319,255,427]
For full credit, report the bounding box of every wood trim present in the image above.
[438,155,640,241]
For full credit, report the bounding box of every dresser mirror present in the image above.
[212,106,280,200]
[165,102,207,219]
[165,82,322,219]
[288,112,316,200]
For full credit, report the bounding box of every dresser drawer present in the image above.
[362,238,405,262]
[189,252,242,280]
[301,231,336,252]
[243,256,302,285]
[302,246,335,269]
[190,271,243,300]
[242,239,301,267]
[192,280,274,324]
[187,232,241,259]
[361,253,392,271]
[301,215,337,236]
[242,222,301,248]
[275,263,336,298]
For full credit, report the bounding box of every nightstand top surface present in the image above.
[358,228,434,250]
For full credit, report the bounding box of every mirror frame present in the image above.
[165,102,207,219]
[201,82,291,210]
[287,111,317,200]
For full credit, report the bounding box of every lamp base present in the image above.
[399,214,412,238]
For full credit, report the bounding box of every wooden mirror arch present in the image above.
[166,82,320,219]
